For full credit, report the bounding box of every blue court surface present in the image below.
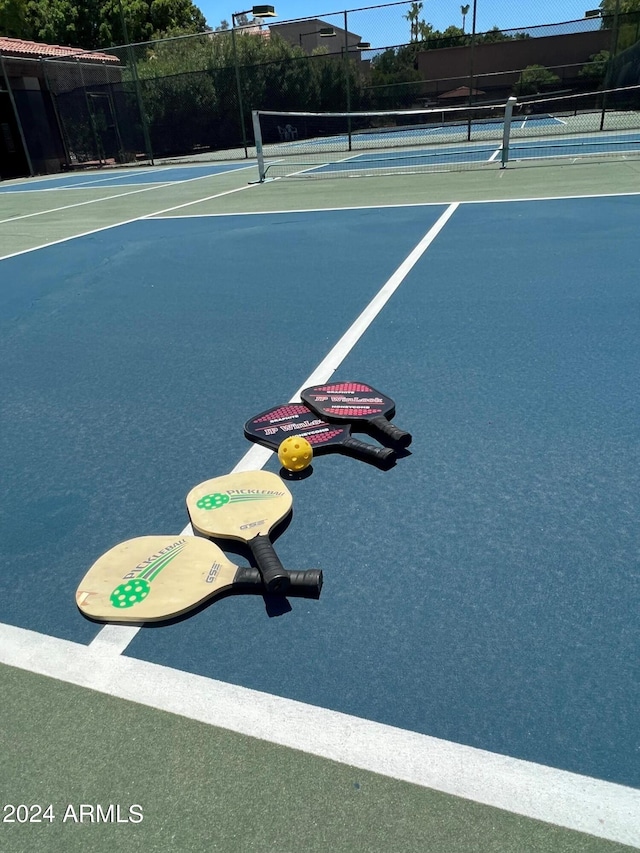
[1,188,639,851]
[2,193,639,790]
[0,162,250,192]
[289,114,563,148]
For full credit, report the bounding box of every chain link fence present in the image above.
[2,1,640,173]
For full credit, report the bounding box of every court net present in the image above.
[506,84,640,165]
[252,85,640,180]
[252,100,515,180]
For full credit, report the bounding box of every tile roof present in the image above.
[0,36,119,62]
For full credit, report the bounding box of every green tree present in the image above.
[433,24,469,47]
[22,0,207,49]
[514,65,560,95]
[477,26,529,43]
[25,0,93,47]
[599,0,640,12]
[100,0,207,46]
[136,30,368,152]
[599,0,640,51]
[579,48,610,83]
[0,0,30,37]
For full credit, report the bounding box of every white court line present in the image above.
[0,164,255,228]
[0,162,252,194]
[154,189,640,222]
[50,163,251,191]
[0,181,257,262]
[89,202,459,656]
[25,166,172,191]
[1,622,638,847]
[0,181,174,225]
[0,164,193,194]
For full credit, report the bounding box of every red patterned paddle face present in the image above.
[300,382,412,448]
[244,403,395,466]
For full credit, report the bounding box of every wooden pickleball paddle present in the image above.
[76,535,322,622]
[186,470,322,595]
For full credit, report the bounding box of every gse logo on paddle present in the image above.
[196,490,284,510]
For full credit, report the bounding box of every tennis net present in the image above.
[252,85,640,180]
[252,100,516,180]
[505,84,640,165]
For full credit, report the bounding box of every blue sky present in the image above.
[202,1,599,43]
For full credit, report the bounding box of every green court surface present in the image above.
[1,155,639,853]
[1,665,636,853]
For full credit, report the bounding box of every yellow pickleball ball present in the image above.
[278,435,313,472]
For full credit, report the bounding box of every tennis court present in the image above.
[1,143,639,853]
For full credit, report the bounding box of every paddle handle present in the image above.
[234,566,323,599]
[368,415,412,448]
[248,534,291,593]
[342,436,396,465]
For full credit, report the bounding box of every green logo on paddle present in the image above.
[110,539,187,609]
[196,490,283,511]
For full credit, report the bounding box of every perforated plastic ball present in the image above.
[278,436,313,472]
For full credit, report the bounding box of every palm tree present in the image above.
[404,1,424,42]
[461,4,470,33]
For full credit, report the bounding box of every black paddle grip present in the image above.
[286,569,323,598]
[369,415,412,448]
[248,535,291,593]
[344,437,396,464]
[234,567,323,598]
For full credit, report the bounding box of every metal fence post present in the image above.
[126,44,154,163]
[467,0,478,141]
[231,26,249,158]
[116,0,154,162]
[343,10,352,150]
[600,0,621,130]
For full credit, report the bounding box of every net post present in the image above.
[501,96,517,169]
[252,110,267,182]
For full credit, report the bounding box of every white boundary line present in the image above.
[0,163,256,191]
[3,189,639,263]
[153,188,640,221]
[0,161,252,194]
[0,181,175,225]
[0,622,638,847]
[3,165,172,192]
[0,182,257,262]
[0,164,255,229]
